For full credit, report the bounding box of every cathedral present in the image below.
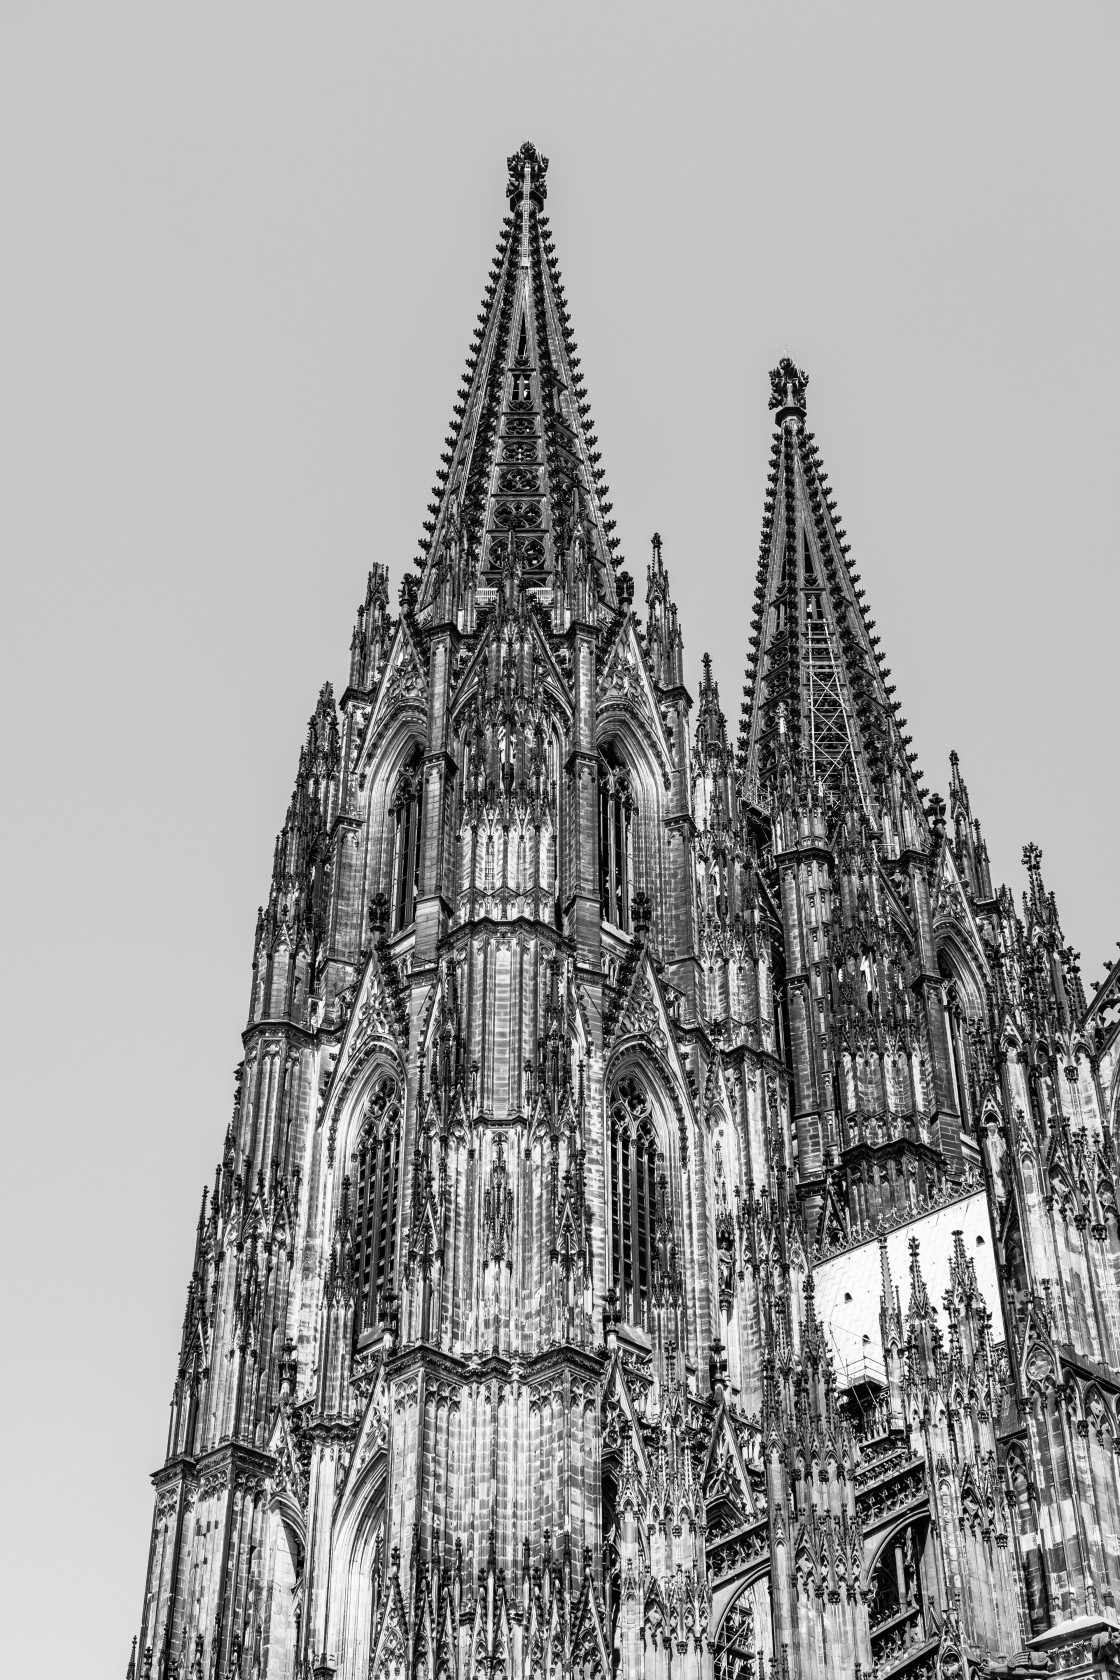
[129,144,1120,1680]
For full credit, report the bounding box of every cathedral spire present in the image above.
[134,143,1116,1680]
[740,360,929,841]
[414,143,621,614]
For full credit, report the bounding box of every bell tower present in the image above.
[129,145,1120,1680]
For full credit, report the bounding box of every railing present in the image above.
[855,1440,922,1490]
[872,1626,938,1680]
[856,1454,928,1533]
[708,1517,770,1584]
[835,1351,888,1390]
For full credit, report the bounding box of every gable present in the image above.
[320,952,409,1163]
[596,616,674,786]
[361,618,428,758]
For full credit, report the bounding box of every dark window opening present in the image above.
[610,1077,665,1329]
[803,527,817,585]
[352,1076,403,1337]
[598,745,634,931]
[391,747,424,932]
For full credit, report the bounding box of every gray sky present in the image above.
[2,7,1117,1673]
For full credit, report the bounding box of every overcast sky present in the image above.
[2,7,1118,1674]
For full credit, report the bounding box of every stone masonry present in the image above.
[128,144,1120,1680]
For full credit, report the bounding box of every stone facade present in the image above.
[128,144,1120,1680]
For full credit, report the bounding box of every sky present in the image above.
[1,6,1118,1674]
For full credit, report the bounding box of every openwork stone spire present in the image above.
[130,144,1120,1680]
[741,360,928,829]
[414,141,621,610]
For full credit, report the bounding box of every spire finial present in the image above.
[768,357,808,421]
[506,142,548,211]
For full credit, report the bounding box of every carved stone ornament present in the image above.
[129,142,1112,1680]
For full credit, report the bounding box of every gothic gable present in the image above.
[334,1358,391,1519]
[361,617,428,756]
[701,1402,762,1537]
[320,951,408,1163]
[449,605,574,733]
[931,840,990,982]
[596,616,674,786]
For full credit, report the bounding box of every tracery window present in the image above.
[598,744,634,931]
[390,747,424,932]
[352,1075,403,1335]
[713,1591,756,1680]
[867,1522,926,1669]
[610,1077,665,1327]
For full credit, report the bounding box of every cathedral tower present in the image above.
[130,146,1120,1680]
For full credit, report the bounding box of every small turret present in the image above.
[1020,842,1085,1030]
[695,653,726,757]
[949,749,993,901]
[645,533,684,691]
[347,563,393,694]
[906,1236,939,1374]
[879,1235,906,1431]
[250,683,340,1026]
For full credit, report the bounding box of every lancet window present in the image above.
[867,1522,927,1668]
[610,1076,666,1328]
[352,1075,403,1336]
[598,744,634,931]
[713,1591,756,1680]
[938,948,983,1132]
[390,747,424,932]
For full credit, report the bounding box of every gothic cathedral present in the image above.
[130,145,1120,1680]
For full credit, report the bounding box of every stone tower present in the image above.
[130,145,1120,1680]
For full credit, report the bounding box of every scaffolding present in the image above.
[804,604,871,817]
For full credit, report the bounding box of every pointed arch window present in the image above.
[599,744,634,931]
[610,1077,668,1328]
[937,949,983,1132]
[713,1590,756,1680]
[352,1075,403,1336]
[390,747,424,932]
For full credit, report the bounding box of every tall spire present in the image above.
[740,359,928,832]
[414,143,621,611]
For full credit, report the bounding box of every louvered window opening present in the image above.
[610,1080,660,1331]
[391,750,424,932]
[353,1081,402,1337]
[598,747,634,932]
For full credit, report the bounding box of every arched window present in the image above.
[352,1075,403,1336]
[713,1589,756,1680]
[599,744,634,931]
[390,747,424,932]
[610,1076,667,1328]
[867,1521,927,1666]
